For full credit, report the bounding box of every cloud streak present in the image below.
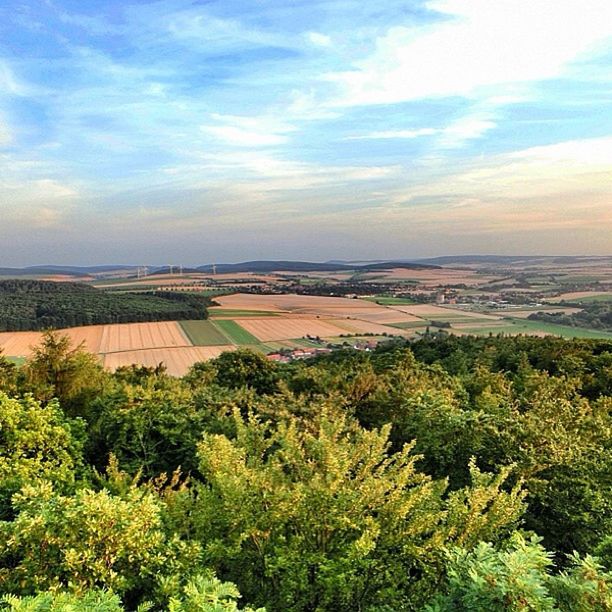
[0,0,610,264]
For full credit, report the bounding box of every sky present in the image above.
[1,0,611,265]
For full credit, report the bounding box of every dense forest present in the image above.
[0,333,611,610]
[0,280,211,331]
[529,302,612,332]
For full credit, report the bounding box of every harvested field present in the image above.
[214,293,373,313]
[0,331,43,357]
[64,326,105,353]
[212,294,286,312]
[104,346,234,377]
[179,320,230,346]
[495,308,582,318]
[235,317,348,341]
[546,291,612,303]
[366,268,504,287]
[99,321,190,354]
[331,319,408,336]
[209,308,280,318]
[389,304,501,321]
[351,310,423,324]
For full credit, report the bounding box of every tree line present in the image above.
[529,301,612,332]
[0,333,610,610]
[0,280,211,331]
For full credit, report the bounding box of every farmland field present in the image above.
[455,318,612,339]
[103,346,234,377]
[235,317,349,342]
[546,291,612,303]
[331,318,410,335]
[0,331,43,357]
[361,296,417,305]
[209,308,280,318]
[179,320,231,346]
[3,283,612,376]
[213,320,262,345]
[99,322,190,353]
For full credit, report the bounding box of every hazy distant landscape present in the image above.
[1,256,611,375]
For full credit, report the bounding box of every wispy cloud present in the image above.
[201,113,297,147]
[347,128,438,140]
[327,0,612,107]
[0,0,610,263]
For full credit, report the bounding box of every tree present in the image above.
[0,352,17,396]
[0,392,84,518]
[1,590,124,611]
[427,532,612,611]
[0,481,201,609]
[23,331,106,416]
[210,350,280,395]
[193,407,524,611]
[88,375,206,477]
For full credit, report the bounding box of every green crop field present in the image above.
[569,293,612,304]
[213,319,262,345]
[387,321,429,329]
[5,356,26,366]
[179,320,230,345]
[456,318,612,339]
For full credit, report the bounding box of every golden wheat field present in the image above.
[213,293,373,313]
[103,346,234,376]
[0,331,43,357]
[234,317,349,341]
[331,318,410,335]
[98,322,190,353]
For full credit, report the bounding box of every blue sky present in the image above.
[1,0,611,265]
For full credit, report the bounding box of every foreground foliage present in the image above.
[0,332,610,610]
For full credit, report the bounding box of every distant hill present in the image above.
[196,260,439,273]
[415,255,612,266]
[0,265,141,277]
[0,260,440,278]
